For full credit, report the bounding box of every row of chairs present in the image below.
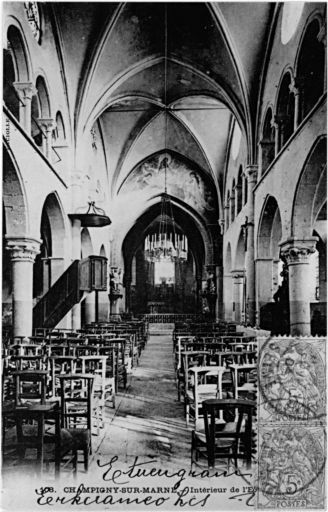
[172,325,257,469]
[2,319,148,476]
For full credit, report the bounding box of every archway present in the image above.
[232,230,246,323]
[122,199,208,315]
[296,18,325,120]
[260,107,275,175]
[33,193,66,300]
[256,195,286,333]
[276,72,295,150]
[292,137,327,335]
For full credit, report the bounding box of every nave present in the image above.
[2,319,257,510]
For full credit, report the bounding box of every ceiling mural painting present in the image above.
[119,152,219,221]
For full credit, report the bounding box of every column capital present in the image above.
[13,81,37,100]
[218,218,225,235]
[279,237,318,265]
[37,118,56,132]
[6,237,41,262]
[289,76,305,95]
[244,165,258,182]
[231,269,245,279]
[273,114,290,126]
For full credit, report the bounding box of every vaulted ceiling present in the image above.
[52,2,274,209]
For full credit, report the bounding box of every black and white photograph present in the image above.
[1,1,327,510]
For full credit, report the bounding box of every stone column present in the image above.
[37,118,56,159]
[244,165,258,325]
[223,272,233,321]
[273,115,286,154]
[71,218,81,330]
[6,237,41,337]
[84,292,95,325]
[224,202,230,230]
[231,270,245,324]
[280,237,318,336]
[289,77,304,130]
[13,82,37,134]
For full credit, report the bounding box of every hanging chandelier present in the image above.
[144,157,188,263]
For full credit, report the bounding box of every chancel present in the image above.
[2,1,327,507]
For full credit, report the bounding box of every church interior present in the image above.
[2,1,327,498]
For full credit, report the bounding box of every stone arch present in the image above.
[234,229,246,270]
[33,192,67,298]
[296,17,325,120]
[292,136,327,238]
[53,111,66,143]
[122,198,209,314]
[3,143,28,237]
[6,24,30,82]
[257,195,287,332]
[276,71,295,150]
[35,75,51,118]
[260,106,275,175]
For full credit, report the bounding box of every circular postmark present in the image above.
[258,338,325,421]
[257,423,326,507]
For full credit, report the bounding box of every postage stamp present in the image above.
[257,424,326,509]
[258,337,326,422]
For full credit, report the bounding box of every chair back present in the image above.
[59,374,94,430]
[14,370,48,405]
[203,398,255,467]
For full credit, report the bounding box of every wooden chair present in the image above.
[79,356,111,434]
[4,371,60,475]
[98,347,116,407]
[49,356,78,398]
[185,366,226,425]
[177,351,210,402]
[229,364,257,399]
[191,398,256,469]
[58,374,94,474]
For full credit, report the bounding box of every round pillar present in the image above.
[280,237,318,336]
[231,269,245,324]
[244,165,258,325]
[6,237,41,337]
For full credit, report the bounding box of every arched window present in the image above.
[53,111,66,144]
[226,191,230,229]
[4,26,30,121]
[231,180,236,223]
[297,19,325,120]
[35,76,50,118]
[32,76,51,150]
[236,166,243,214]
[243,176,248,205]
[261,108,275,174]
[276,73,295,150]
[3,49,19,119]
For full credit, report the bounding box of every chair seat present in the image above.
[65,428,90,450]
[194,426,236,448]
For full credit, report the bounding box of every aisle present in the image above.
[94,331,191,469]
